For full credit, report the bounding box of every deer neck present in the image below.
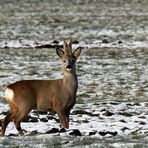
[63,72,78,96]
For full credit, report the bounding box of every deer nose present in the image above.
[66,65,73,71]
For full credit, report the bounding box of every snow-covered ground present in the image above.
[0,1,148,147]
[0,39,148,49]
[0,101,148,137]
[0,44,148,147]
[0,101,148,147]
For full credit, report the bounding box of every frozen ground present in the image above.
[0,0,148,43]
[0,101,148,138]
[0,46,148,147]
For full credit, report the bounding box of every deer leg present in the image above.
[13,108,31,136]
[1,111,13,136]
[13,120,23,136]
[65,110,70,128]
[1,108,17,136]
[66,112,70,128]
[57,109,70,129]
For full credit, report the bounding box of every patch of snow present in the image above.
[0,40,148,49]
[0,102,147,137]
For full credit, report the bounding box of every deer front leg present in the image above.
[56,109,69,129]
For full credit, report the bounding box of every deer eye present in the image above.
[63,60,66,63]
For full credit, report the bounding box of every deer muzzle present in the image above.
[66,65,73,71]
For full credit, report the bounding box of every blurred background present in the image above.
[0,0,148,46]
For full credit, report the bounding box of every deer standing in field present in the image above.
[1,40,81,136]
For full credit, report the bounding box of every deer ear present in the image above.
[73,47,81,58]
[56,47,64,58]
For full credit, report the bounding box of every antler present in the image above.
[63,40,72,54]
[68,39,72,53]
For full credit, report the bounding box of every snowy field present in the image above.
[0,0,148,147]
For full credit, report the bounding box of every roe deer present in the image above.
[1,40,81,136]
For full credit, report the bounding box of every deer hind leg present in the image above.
[13,107,31,136]
[1,107,17,136]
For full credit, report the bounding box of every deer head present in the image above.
[56,40,81,74]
